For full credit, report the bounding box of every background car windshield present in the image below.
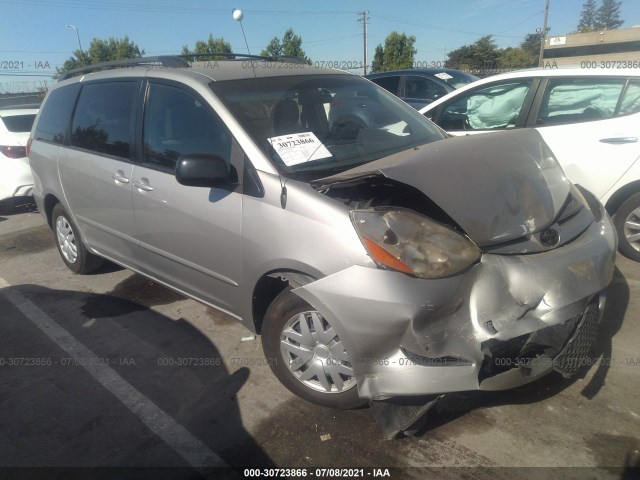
[437,70,479,89]
[210,74,444,177]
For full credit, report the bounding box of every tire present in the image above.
[51,203,104,274]
[261,288,365,409]
[614,192,640,262]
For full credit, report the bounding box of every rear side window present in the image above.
[370,76,400,95]
[70,82,138,159]
[404,76,448,101]
[1,114,36,133]
[34,84,80,144]
[536,78,624,126]
[618,80,640,116]
[142,82,231,171]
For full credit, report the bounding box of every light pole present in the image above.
[66,24,83,55]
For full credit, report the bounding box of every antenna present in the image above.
[232,9,251,55]
[232,8,288,208]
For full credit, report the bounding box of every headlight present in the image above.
[351,208,480,279]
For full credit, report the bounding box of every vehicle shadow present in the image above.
[0,201,37,217]
[417,265,630,434]
[0,284,275,472]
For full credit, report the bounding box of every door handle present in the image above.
[133,179,154,192]
[599,137,638,144]
[112,171,130,184]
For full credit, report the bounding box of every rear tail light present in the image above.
[26,137,33,158]
[0,145,27,159]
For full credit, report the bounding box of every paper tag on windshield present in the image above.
[268,132,332,166]
[434,72,453,80]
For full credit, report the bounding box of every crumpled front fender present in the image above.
[292,207,616,399]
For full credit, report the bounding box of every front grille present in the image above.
[552,300,600,377]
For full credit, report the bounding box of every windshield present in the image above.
[436,71,479,89]
[210,74,444,178]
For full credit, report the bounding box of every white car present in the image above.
[420,68,640,261]
[0,104,39,211]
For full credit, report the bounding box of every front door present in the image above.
[131,81,244,316]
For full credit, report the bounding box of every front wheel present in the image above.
[614,192,640,262]
[52,203,104,274]
[261,288,365,409]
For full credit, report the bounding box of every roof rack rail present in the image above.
[179,52,310,65]
[58,56,191,81]
[57,52,311,81]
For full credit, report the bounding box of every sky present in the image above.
[2,0,640,92]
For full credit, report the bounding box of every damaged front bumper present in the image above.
[293,203,616,400]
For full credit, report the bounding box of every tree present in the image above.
[371,45,384,72]
[57,36,144,76]
[577,0,599,32]
[498,47,536,70]
[370,31,417,73]
[520,32,544,57]
[445,35,500,71]
[282,29,310,62]
[181,34,232,61]
[596,0,624,30]
[260,28,310,63]
[261,37,283,57]
[495,33,542,70]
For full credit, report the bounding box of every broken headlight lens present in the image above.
[351,208,481,279]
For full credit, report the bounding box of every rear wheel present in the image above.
[52,203,104,274]
[261,288,365,409]
[614,192,640,262]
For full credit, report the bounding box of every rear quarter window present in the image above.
[34,84,81,144]
[1,114,36,133]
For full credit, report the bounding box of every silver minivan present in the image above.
[29,57,616,426]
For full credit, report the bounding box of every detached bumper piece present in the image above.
[370,395,443,440]
[480,298,601,382]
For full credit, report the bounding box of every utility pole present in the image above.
[538,0,550,67]
[358,11,369,74]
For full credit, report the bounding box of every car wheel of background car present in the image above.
[261,287,365,409]
[614,192,640,262]
[52,203,104,274]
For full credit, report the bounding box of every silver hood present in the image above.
[317,129,570,247]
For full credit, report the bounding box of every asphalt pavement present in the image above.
[0,208,639,480]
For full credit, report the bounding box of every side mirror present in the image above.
[175,153,231,188]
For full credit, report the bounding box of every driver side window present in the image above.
[143,83,232,171]
[437,80,532,131]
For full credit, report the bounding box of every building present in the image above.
[543,26,640,68]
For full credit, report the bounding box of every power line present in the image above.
[370,11,532,39]
[0,0,357,15]
[497,10,545,34]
